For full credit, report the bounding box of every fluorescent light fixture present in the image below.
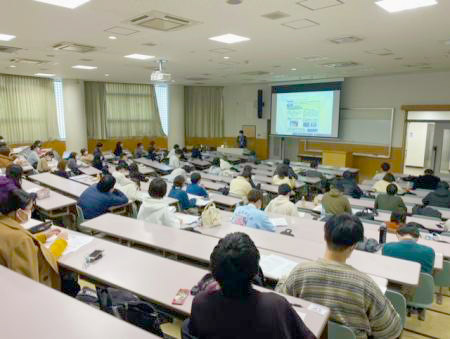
[375,0,437,13]
[72,65,97,70]
[0,33,16,41]
[105,74,110,77]
[34,73,55,77]
[33,0,91,9]
[223,56,230,59]
[209,33,250,44]
[108,36,117,40]
[291,68,297,71]
[124,54,155,60]
[9,65,16,68]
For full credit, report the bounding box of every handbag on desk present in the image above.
[201,202,221,228]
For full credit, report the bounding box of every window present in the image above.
[54,80,66,139]
[155,85,169,136]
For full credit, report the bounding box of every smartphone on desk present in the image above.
[172,288,190,305]
[86,250,104,263]
[28,221,52,234]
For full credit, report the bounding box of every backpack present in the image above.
[412,205,442,219]
[356,237,381,253]
[201,202,221,228]
[96,287,164,336]
[355,208,378,221]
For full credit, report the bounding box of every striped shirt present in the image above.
[276,259,402,339]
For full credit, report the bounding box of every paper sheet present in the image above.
[259,254,299,280]
[188,194,210,207]
[177,214,200,225]
[46,233,93,256]
[269,218,289,227]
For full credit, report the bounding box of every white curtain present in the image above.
[0,74,59,143]
[185,86,224,138]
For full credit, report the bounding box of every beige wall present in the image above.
[168,84,185,148]
[63,79,87,152]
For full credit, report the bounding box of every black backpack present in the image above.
[355,208,378,221]
[412,205,442,219]
[96,287,165,336]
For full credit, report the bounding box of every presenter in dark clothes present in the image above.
[236,130,247,149]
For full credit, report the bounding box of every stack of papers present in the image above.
[188,194,210,207]
[269,218,288,227]
[259,254,299,280]
[177,214,200,225]
[46,233,93,256]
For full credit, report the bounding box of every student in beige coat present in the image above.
[265,184,299,217]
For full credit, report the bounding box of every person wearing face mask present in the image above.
[0,188,68,289]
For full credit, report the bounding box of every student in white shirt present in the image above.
[137,177,181,229]
[169,149,182,168]
[372,173,404,195]
[112,162,141,202]
[168,144,180,158]
[27,144,40,169]
[265,184,299,217]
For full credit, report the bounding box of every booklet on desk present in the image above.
[259,254,299,280]
[269,218,288,227]
[46,233,93,256]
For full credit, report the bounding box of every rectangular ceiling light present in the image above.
[0,33,16,41]
[34,73,55,77]
[72,65,97,70]
[209,34,250,44]
[33,0,91,9]
[124,54,155,60]
[375,0,437,13]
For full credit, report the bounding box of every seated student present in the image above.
[147,145,157,161]
[230,167,253,199]
[322,185,352,216]
[0,188,68,289]
[384,210,407,233]
[113,141,123,157]
[37,151,54,172]
[78,175,128,219]
[372,173,404,195]
[168,175,196,211]
[53,160,70,179]
[134,142,145,159]
[92,154,104,171]
[337,170,364,199]
[93,142,104,159]
[168,144,180,158]
[207,157,222,176]
[232,190,276,232]
[112,162,141,202]
[67,152,81,175]
[118,153,129,168]
[138,178,181,229]
[128,162,148,183]
[375,183,407,213]
[373,162,392,181]
[383,223,435,274]
[191,145,202,160]
[169,149,182,169]
[412,169,440,190]
[80,148,93,164]
[4,164,23,190]
[304,161,324,179]
[265,184,299,217]
[189,232,315,339]
[422,181,450,209]
[165,165,190,183]
[27,143,40,169]
[276,214,402,339]
[282,158,298,180]
[187,172,209,198]
[272,164,296,189]
[0,135,10,156]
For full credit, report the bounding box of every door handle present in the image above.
[432,146,438,170]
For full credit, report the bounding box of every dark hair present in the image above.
[241,165,253,179]
[6,164,23,188]
[69,152,77,159]
[46,151,54,158]
[247,189,263,203]
[137,142,142,147]
[398,223,420,238]
[116,141,122,147]
[310,161,319,169]
[283,159,290,166]
[96,142,103,148]
[80,148,87,155]
[437,181,449,190]
[383,173,396,183]
[116,162,128,171]
[174,144,180,149]
[30,144,38,151]
[324,214,364,251]
[173,175,185,188]
[0,189,34,214]
[278,183,291,196]
[424,169,434,175]
[390,210,407,224]
[97,175,116,193]
[175,149,183,156]
[57,159,67,172]
[386,183,398,195]
[381,162,391,172]
[277,164,289,179]
[120,153,127,159]
[210,232,260,298]
[148,178,167,198]
[212,157,220,167]
[128,162,139,173]
[239,130,244,134]
[191,172,201,184]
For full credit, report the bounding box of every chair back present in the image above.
[386,289,406,328]
[434,260,450,287]
[181,319,198,339]
[328,321,356,339]
[407,273,434,309]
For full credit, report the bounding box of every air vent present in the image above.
[241,71,270,76]
[329,36,363,44]
[322,61,359,68]
[404,63,430,68]
[282,19,319,30]
[209,48,236,54]
[127,10,200,32]
[53,42,96,53]
[261,11,290,20]
[142,42,157,47]
[297,0,344,11]
[365,48,393,56]
[0,45,22,54]
[10,58,48,65]
[185,77,210,81]
[303,55,328,61]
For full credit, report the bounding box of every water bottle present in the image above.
[379,225,387,244]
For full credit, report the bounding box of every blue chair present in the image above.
[328,321,356,339]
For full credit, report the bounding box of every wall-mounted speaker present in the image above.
[257,89,264,118]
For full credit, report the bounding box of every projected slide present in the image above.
[275,91,336,137]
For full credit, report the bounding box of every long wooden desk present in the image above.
[0,266,157,339]
[198,223,421,286]
[135,158,173,174]
[200,172,233,184]
[29,172,88,199]
[59,229,329,338]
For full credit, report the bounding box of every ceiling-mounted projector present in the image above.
[151,60,171,82]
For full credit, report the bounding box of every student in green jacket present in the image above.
[374,184,407,213]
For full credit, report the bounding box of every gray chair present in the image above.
[328,321,356,339]
[386,289,407,328]
[407,273,434,320]
[434,260,450,304]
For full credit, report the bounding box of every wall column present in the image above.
[168,85,185,148]
[63,79,88,152]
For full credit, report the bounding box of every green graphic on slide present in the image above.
[276,91,335,136]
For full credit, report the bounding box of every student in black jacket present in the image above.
[113,141,123,157]
[422,181,450,208]
[337,171,364,198]
[413,169,441,190]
